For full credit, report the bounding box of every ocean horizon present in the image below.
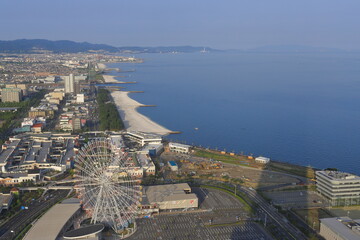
[106,52,360,175]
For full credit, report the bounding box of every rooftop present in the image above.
[24,198,80,240]
[321,217,360,240]
[63,224,104,239]
[144,183,195,204]
[169,142,191,148]
[317,171,360,181]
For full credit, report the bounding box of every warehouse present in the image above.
[141,183,198,213]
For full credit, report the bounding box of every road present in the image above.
[194,179,307,240]
[237,185,308,240]
[0,190,69,240]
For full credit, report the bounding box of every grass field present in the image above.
[193,149,259,168]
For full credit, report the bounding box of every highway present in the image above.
[237,185,308,240]
[194,179,307,240]
[0,190,69,240]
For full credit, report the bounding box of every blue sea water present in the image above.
[107,52,360,174]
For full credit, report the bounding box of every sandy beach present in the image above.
[97,63,107,70]
[110,90,171,135]
[103,74,124,83]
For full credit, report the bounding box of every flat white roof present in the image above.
[317,171,360,181]
[24,198,80,240]
[169,142,191,148]
[321,217,360,240]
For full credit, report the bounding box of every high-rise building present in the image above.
[1,88,22,102]
[65,74,75,93]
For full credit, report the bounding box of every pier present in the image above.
[140,105,156,107]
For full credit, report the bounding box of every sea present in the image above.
[105,52,360,175]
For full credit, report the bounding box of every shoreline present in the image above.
[103,74,125,83]
[98,63,125,83]
[110,90,172,135]
[99,62,172,135]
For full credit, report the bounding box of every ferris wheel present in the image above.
[75,138,142,232]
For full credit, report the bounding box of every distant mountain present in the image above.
[0,39,220,53]
[245,45,346,53]
[0,39,118,53]
[117,46,220,53]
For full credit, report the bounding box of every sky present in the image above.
[1,0,360,50]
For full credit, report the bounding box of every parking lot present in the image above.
[263,190,328,208]
[128,188,272,240]
[193,187,244,210]
[129,214,272,240]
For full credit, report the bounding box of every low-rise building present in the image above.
[316,171,360,206]
[0,134,75,174]
[320,217,360,240]
[76,94,85,103]
[0,171,40,186]
[0,193,13,213]
[126,131,162,146]
[1,88,22,102]
[169,142,191,154]
[168,161,178,171]
[255,156,270,164]
[31,123,43,133]
[141,183,198,213]
[139,144,164,157]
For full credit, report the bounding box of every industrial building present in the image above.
[24,198,82,240]
[316,171,360,206]
[141,183,198,214]
[320,217,360,240]
[168,142,191,154]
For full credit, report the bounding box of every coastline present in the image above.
[98,62,172,135]
[97,63,125,83]
[110,90,172,135]
[103,74,125,83]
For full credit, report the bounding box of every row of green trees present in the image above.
[97,89,124,131]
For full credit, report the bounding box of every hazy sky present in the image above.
[1,0,360,49]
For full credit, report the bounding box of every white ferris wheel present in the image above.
[75,138,142,232]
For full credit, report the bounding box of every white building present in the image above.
[65,74,74,93]
[320,217,360,240]
[316,171,360,206]
[255,156,270,164]
[168,142,191,154]
[76,94,85,103]
[126,131,162,146]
